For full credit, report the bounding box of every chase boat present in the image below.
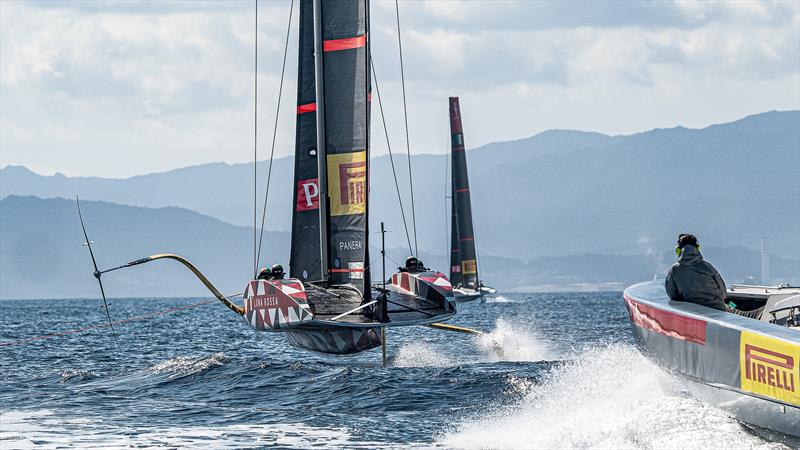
[623,281,799,438]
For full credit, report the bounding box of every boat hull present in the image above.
[623,281,799,438]
[243,273,455,355]
[285,328,381,354]
[453,287,482,303]
[478,285,497,295]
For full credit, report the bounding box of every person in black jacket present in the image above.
[270,264,285,280]
[665,234,727,311]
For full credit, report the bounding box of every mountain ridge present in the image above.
[2,110,798,263]
[2,195,796,299]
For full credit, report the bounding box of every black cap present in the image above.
[677,234,699,248]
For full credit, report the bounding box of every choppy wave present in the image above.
[0,409,364,449]
[440,344,790,449]
[144,352,227,379]
[59,369,99,383]
[1,294,791,448]
[391,342,458,368]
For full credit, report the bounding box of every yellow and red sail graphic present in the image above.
[327,151,367,217]
[740,331,799,406]
[461,259,477,275]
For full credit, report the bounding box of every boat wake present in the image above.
[391,318,550,367]
[483,295,515,303]
[440,344,790,449]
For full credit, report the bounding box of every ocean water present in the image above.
[0,293,792,449]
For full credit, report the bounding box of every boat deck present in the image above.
[303,283,454,328]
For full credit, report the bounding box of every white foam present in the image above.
[0,409,363,449]
[145,352,227,379]
[485,295,515,303]
[440,344,790,449]
[391,341,457,367]
[391,318,550,367]
[477,318,551,362]
[59,369,98,383]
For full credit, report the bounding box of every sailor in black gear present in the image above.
[271,264,285,280]
[400,256,417,272]
[665,234,727,311]
[257,267,271,280]
[401,256,426,273]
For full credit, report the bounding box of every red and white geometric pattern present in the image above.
[242,279,312,331]
[391,270,453,298]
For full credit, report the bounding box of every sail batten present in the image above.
[449,97,479,289]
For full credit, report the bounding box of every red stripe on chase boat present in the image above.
[323,35,366,52]
[624,296,707,344]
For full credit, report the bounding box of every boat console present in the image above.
[727,284,800,328]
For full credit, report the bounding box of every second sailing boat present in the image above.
[448,97,496,302]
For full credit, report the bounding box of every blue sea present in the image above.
[0,293,791,449]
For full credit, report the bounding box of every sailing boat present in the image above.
[78,0,457,356]
[248,0,456,354]
[448,97,496,302]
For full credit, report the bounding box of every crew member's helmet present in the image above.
[405,256,418,271]
[271,263,285,279]
[258,267,270,279]
[676,234,700,256]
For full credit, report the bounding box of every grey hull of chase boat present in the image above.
[622,281,799,438]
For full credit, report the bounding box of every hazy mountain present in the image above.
[0,196,288,299]
[2,196,796,299]
[2,111,798,263]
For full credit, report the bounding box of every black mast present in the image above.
[312,0,330,282]
[289,0,323,282]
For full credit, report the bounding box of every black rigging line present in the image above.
[371,59,413,256]
[256,0,294,271]
[444,138,450,257]
[394,0,418,257]
[76,197,121,351]
[253,0,259,278]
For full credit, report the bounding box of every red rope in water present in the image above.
[0,299,215,348]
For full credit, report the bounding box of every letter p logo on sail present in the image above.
[296,178,319,211]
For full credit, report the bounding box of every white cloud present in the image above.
[1,0,798,177]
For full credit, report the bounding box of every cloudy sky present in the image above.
[1,0,798,178]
